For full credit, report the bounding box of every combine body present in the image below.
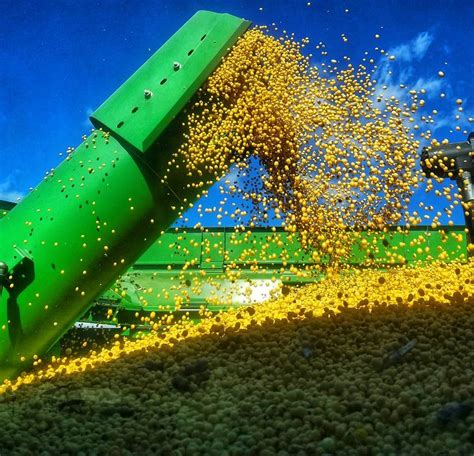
[0,10,471,383]
[85,225,467,332]
[0,11,250,381]
[1,199,468,334]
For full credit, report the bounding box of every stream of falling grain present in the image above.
[3,26,473,403]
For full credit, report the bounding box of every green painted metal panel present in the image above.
[201,231,225,269]
[103,269,283,313]
[137,232,203,266]
[0,134,154,380]
[0,200,16,217]
[225,230,313,266]
[0,11,251,382]
[79,225,468,331]
[90,11,251,152]
[438,229,468,260]
[131,226,468,270]
[227,231,278,265]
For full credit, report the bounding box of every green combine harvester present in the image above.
[0,11,472,383]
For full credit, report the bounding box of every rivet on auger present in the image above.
[144,89,153,99]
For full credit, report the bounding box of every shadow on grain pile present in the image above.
[1,300,474,455]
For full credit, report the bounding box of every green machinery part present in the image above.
[2,200,468,332]
[0,11,250,382]
[84,225,467,332]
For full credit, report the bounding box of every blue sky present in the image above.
[1,0,473,225]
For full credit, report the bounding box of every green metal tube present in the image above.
[0,10,250,382]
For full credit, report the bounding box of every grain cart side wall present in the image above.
[0,11,250,382]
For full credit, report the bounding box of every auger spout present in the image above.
[0,11,250,382]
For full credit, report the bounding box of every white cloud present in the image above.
[433,106,474,134]
[431,113,451,132]
[82,107,94,129]
[390,43,411,62]
[412,77,445,98]
[373,32,460,143]
[222,164,240,187]
[372,30,453,136]
[412,32,434,59]
[390,31,434,62]
[0,175,24,202]
[372,59,406,105]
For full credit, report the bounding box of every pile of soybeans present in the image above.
[1,263,474,455]
[2,26,474,455]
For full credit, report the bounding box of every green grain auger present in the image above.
[0,11,251,382]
